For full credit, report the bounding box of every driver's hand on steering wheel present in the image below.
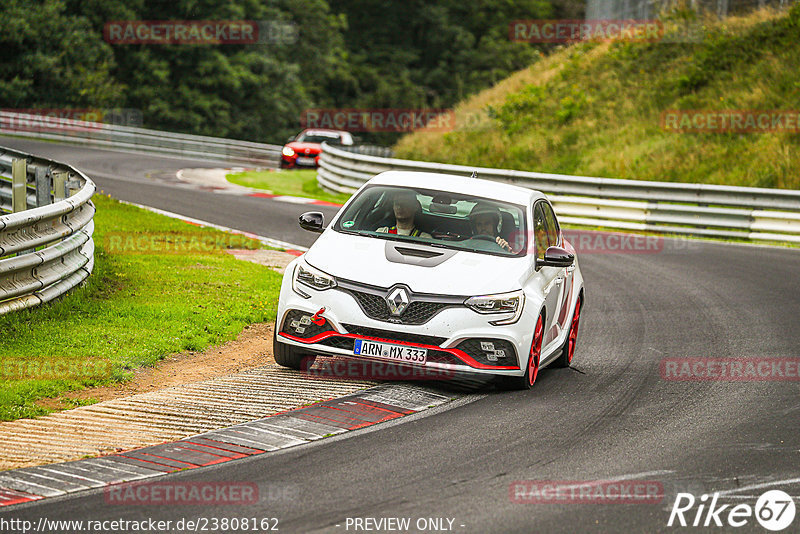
[496,236,512,252]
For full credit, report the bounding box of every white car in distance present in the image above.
[274,171,584,389]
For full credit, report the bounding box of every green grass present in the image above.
[62,397,98,408]
[395,6,800,190]
[226,169,351,205]
[0,194,283,421]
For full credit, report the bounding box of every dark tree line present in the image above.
[0,0,583,144]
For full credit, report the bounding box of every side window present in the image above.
[541,202,559,247]
[533,203,548,262]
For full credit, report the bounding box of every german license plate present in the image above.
[296,156,316,165]
[353,339,427,364]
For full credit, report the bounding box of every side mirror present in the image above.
[539,246,574,268]
[286,136,295,143]
[299,211,325,233]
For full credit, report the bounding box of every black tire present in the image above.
[552,297,582,368]
[498,312,544,390]
[273,328,315,370]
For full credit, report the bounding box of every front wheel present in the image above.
[499,313,543,390]
[553,298,582,368]
[273,324,315,370]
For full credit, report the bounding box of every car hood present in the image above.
[287,142,322,153]
[304,230,530,296]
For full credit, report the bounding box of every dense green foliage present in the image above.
[396,5,800,189]
[0,0,581,144]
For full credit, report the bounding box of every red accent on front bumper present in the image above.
[277,330,519,371]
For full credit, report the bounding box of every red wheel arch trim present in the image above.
[567,297,582,364]
[528,314,544,386]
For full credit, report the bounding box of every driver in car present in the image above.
[376,190,432,238]
[469,203,513,252]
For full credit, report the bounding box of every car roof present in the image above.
[297,129,354,145]
[367,171,546,205]
[301,129,347,136]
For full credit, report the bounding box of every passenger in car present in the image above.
[376,190,432,238]
[469,203,514,252]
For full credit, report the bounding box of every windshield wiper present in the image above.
[341,230,391,240]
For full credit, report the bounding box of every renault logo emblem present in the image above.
[386,287,410,316]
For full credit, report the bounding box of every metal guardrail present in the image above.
[318,142,800,243]
[336,144,394,158]
[0,146,95,315]
[0,111,281,167]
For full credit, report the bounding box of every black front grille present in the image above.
[403,301,452,324]
[343,290,454,325]
[426,351,463,365]
[342,324,447,346]
[455,338,518,367]
[313,329,496,368]
[319,334,462,366]
[280,309,332,339]
[348,291,389,319]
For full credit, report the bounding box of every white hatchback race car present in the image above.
[274,171,584,389]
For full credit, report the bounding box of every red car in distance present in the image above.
[280,129,354,169]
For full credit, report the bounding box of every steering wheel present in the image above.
[470,234,510,252]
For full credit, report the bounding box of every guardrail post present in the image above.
[53,171,68,202]
[12,158,27,213]
[35,166,51,207]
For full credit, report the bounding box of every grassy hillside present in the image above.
[395,6,800,189]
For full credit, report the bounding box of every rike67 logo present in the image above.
[668,490,796,531]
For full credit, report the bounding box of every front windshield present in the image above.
[333,185,527,256]
[297,132,342,144]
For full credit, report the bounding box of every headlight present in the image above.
[282,146,295,157]
[465,290,525,325]
[292,261,337,298]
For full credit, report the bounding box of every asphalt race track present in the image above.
[2,137,799,533]
[0,137,336,249]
